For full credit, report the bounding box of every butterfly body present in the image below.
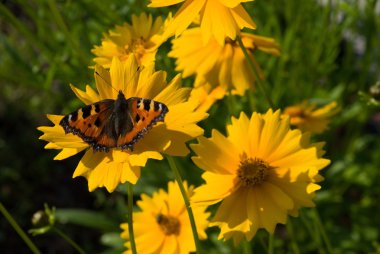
[60,91,168,152]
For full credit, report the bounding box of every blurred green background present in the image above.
[1,0,379,253]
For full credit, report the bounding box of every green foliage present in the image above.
[1,0,379,253]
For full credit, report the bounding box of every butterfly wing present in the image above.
[117,97,169,150]
[60,94,169,152]
[60,99,118,151]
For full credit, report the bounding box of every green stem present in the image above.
[258,233,268,252]
[248,90,257,112]
[0,202,42,254]
[300,210,316,238]
[242,239,252,254]
[268,233,274,254]
[301,210,324,253]
[286,219,300,254]
[166,156,201,253]
[236,36,275,108]
[53,228,86,254]
[313,208,333,253]
[46,0,88,64]
[127,183,137,254]
[227,91,235,117]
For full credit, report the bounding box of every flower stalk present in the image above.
[0,202,42,254]
[268,233,274,254]
[166,155,201,253]
[286,219,300,254]
[127,183,137,254]
[242,239,252,254]
[236,36,275,108]
[53,228,86,254]
[313,208,333,253]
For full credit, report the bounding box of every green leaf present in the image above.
[55,209,119,231]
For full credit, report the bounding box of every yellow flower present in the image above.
[190,110,330,244]
[283,101,340,134]
[92,13,167,68]
[189,83,226,112]
[120,181,209,254]
[148,0,256,45]
[38,56,207,192]
[169,28,280,95]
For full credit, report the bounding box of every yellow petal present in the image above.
[95,64,113,99]
[201,0,238,44]
[167,181,186,216]
[230,3,256,30]
[218,0,248,8]
[191,130,240,174]
[129,151,163,167]
[73,149,107,178]
[227,112,251,155]
[163,0,205,38]
[148,0,185,7]
[159,235,178,254]
[231,48,254,95]
[191,172,235,205]
[45,114,62,124]
[54,147,87,160]
[211,187,251,232]
[120,163,140,184]
[70,84,99,105]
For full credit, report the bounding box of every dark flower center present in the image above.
[156,214,181,235]
[292,109,308,119]
[237,156,273,186]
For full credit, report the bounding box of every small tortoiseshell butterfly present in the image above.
[60,90,168,152]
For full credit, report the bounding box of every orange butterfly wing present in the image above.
[60,92,168,152]
[117,97,168,150]
[60,99,117,149]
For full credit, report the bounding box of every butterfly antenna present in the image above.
[129,65,143,83]
[95,70,119,93]
[95,65,143,93]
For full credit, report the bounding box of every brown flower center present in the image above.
[237,156,273,186]
[292,109,308,119]
[123,37,147,63]
[156,214,181,235]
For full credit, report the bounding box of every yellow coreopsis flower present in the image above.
[38,56,207,192]
[120,181,210,254]
[283,101,340,134]
[148,0,256,45]
[169,28,280,95]
[190,110,330,244]
[92,13,167,68]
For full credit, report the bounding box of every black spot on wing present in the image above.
[70,111,78,122]
[94,103,100,113]
[154,102,160,112]
[135,114,140,123]
[143,100,150,111]
[94,118,101,127]
[82,105,92,119]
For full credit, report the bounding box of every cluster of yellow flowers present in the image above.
[38,1,339,253]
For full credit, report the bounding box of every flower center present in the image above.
[156,214,181,235]
[292,109,308,119]
[124,37,147,63]
[237,156,272,186]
